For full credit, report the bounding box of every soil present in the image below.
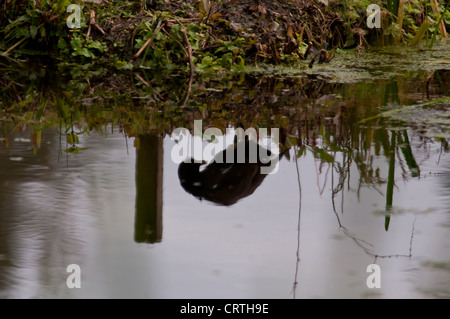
[101,0,345,64]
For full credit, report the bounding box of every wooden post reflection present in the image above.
[135,135,163,243]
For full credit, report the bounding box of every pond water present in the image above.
[0,52,449,298]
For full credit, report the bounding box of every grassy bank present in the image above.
[1,0,449,73]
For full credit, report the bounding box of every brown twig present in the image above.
[87,10,106,37]
[161,27,188,56]
[129,21,164,63]
[87,10,95,37]
[94,23,106,35]
[48,14,61,23]
[134,73,150,87]
[0,52,23,65]
[2,37,27,56]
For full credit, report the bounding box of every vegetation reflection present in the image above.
[0,64,448,244]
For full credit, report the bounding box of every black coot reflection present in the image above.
[178,137,285,206]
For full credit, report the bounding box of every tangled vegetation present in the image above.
[1,0,449,73]
[0,1,448,155]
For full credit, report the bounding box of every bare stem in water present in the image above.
[292,147,302,299]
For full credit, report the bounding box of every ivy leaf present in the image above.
[313,148,334,163]
[64,146,87,154]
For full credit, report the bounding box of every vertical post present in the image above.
[135,135,164,243]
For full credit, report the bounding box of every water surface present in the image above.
[0,57,449,299]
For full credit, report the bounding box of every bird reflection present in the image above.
[178,137,284,206]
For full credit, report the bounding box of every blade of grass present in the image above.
[398,131,420,178]
[430,0,448,38]
[410,19,429,46]
[429,0,450,48]
[385,131,396,231]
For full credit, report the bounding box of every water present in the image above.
[0,66,449,299]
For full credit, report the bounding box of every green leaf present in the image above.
[64,146,87,154]
[201,56,214,66]
[39,26,46,38]
[313,148,334,163]
[70,37,82,49]
[76,48,95,58]
[66,133,79,145]
[57,38,67,49]
[88,41,105,52]
[114,60,134,70]
[297,146,306,158]
[30,25,37,39]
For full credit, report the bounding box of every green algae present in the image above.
[246,39,450,84]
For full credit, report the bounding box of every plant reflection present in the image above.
[0,64,448,247]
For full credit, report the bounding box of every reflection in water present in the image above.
[0,66,448,298]
[178,137,283,206]
[135,135,163,244]
[291,146,303,299]
[384,131,396,231]
[0,129,92,298]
